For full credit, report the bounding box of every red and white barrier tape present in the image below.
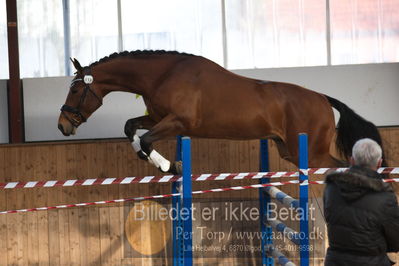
[3,177,399,214]
[0,167,398,190]
[310,167,399,175]
[0,180,301,214]
[0,172,300,190]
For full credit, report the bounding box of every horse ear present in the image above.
[70,58,83,73]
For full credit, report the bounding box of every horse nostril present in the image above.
[58,124,65,134]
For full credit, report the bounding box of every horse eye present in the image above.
[71,88,78,94]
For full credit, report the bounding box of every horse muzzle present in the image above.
[58,115,77,136]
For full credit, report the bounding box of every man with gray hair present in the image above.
[351,138,383,169]
[324,138,399,266]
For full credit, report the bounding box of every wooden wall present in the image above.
[0,127,398,265]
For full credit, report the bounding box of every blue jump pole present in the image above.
[182,137,193,266]
[172,136,183,265]
[259,139,274,265]
[298,133,310,266]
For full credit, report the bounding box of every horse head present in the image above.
[58,58,103,136]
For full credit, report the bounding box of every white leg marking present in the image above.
[131,134,166,170]
[131,135,142,153]
[149,150,171,172]
[131,134,153,164]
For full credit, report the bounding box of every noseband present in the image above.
[61,69,103,127]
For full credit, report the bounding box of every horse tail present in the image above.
[324,95,386,165]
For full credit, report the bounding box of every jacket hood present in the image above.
[325,165,392,202]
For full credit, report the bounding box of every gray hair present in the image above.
[352,138,382,168]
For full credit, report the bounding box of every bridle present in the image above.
[60,69,103,127]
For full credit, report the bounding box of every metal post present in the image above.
[326,0,332,66]
[62,0,71,76]
[116,0,123,52]
[299,134,309,266]
[182,137,193,266]
[221,0,228,68]
[259,139,274,265]
[172,136,184,265]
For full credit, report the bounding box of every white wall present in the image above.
[233,63,399,127]
[23,77,146,142]
[22,63,399,142]
[0,80,8,143]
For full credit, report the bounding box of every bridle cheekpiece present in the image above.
[60,69,102,128]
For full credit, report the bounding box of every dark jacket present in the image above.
[323,166,399,266]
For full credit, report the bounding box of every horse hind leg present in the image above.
[309,152,347,168]
[308,137,348,168]
[272,135,346,168]
[272,137,298,166]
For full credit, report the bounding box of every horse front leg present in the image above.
[139,114,184,174]
[124,115,156,161]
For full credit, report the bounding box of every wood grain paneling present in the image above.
[0,128,398,265]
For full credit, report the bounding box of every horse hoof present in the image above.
[169,161,182,175]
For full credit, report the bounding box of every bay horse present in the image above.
[58,50,383,174]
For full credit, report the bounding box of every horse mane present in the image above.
[88,50,195,68]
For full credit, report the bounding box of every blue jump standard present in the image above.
[172,136,184,266]
[299,134,310,266]
[172,136,193,266]
[260,134,309,266]
[182,137,193,266]
[172,134,310,266]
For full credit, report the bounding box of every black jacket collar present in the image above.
[326,166,392,201]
